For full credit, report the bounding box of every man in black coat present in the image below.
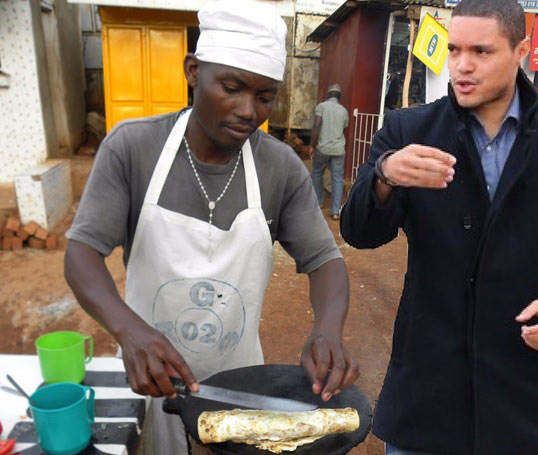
[341,0,538,454]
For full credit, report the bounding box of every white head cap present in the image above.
[195,0,287,81]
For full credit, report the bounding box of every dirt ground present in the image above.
[0,172,407,455]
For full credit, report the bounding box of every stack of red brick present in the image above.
[1,216,58,251]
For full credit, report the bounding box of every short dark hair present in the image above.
[328,90,341,100]
[452,0,525,48]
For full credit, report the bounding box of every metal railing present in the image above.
[351,110,383,183]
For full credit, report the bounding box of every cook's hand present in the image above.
[301,333,359,402]
[383,145,456,188]
[118,320,199,397]
[516,300,538,351]
[308,146,315,159]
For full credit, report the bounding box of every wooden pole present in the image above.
[286,15,296,142]
[402,19,416,108]
[379,12,395,126]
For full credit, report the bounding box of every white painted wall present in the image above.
[425,63,450,104]
[0,1,49,183]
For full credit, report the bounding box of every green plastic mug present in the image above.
[30,382,95,455]
[35,331,93,383]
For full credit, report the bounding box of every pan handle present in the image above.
[171,376,190,396]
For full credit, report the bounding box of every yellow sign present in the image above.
[412,13,449,75]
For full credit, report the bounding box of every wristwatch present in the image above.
[374,150,398,187]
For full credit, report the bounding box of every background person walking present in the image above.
[309,83,349,220]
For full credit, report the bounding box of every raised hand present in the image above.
[382,144,456,188]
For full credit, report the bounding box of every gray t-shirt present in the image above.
[315,98,349,156]
[67,111,341,274]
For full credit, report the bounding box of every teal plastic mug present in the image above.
[30,383,95,455]
[35,331,93,383]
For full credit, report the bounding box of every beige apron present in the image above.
[125,110,273,455]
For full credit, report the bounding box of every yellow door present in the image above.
[102,22,188,131]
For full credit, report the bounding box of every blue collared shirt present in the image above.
[469,87,520,200]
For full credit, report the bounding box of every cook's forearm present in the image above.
[64,240,145,342]
[308,258,349,336]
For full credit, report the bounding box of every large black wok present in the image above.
[163,364,372,455]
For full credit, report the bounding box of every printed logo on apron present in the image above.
[153,278,245,361]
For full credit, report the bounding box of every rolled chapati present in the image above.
[197,407,360,453]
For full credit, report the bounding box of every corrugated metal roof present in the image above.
[307,0,445,42]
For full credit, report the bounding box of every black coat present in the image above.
[341,71,538,455]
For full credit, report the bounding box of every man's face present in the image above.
[190,61,279,151]
[448,16,529,112]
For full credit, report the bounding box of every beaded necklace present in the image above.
[184,136,242,225]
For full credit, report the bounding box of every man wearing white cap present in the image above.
[309,83,350,220]
[64,1,359,454]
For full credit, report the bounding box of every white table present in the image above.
[0,355,147,455]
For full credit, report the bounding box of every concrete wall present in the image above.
[270,55,292,128]
[0,0,51,183]
[289,57,319,129]
[289,12,324,130]
[42,0,86,156]
[269,12,327,130]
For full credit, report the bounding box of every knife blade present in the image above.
[174,380,317,412]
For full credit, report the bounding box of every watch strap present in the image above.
[374,150,398,187]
